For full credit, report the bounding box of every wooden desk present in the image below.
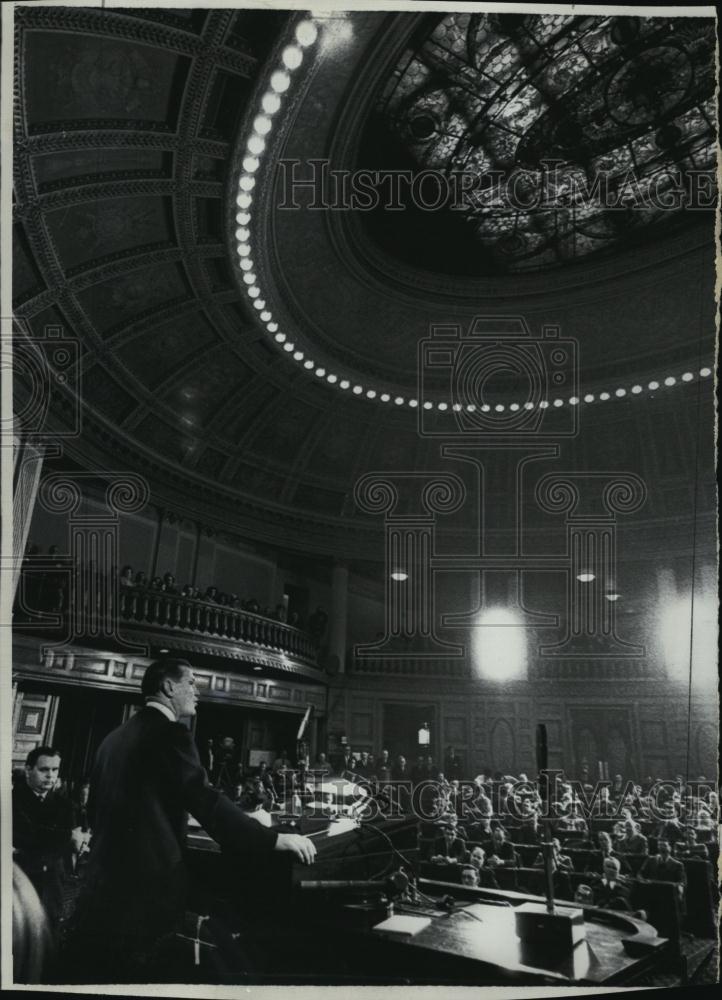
[370,897,664,985]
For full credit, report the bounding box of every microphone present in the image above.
[299,870,409,897]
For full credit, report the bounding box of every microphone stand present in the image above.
[541,818,556,914]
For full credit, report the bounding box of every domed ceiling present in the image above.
[12,7,717,556]
[361,12,716,273]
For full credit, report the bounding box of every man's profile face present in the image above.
[168,666,199,718]
[26,754,60,793]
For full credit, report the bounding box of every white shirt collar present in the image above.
[146,700,177,723]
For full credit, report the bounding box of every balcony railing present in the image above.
[118,588,318,663]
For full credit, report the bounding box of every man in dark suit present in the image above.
[591,857,633,911]
[12,746,74,931]
[63,658,315,983]
[638,839,686,894]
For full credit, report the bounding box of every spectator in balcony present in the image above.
[308,606,328,646]
[245,598,260,614]
[181,584,194,598]
[41,546,66,613]
[288,611,301,628]
[274,604,287,623]
[119,566,134,589]
[204,586,218,603]
[149,577,164,592]
[134,571,148,588]
[162,573,179,596]
[230,594,242,609]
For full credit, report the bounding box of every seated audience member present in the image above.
[517,798,541,843]
[533,838,573,872]
[204,585,219,602]
[675,826,709,861]
[460,865,480,888]
[376,749,393,784]
[392,754,409,782]
[695,807,714,831]
[430,824,467,865]
[483,828,517,868]
[162,573,178,595]
[69,780,92,876]
[133,570,148,588]
[556,802,588,835]
[119,565,134,588]
[355,751,371,780]
[638,839,686,898]
[236,777,274,827]
[468,815,495,841]
[655,802,684,842]
[181,583,194,598]
[12,747,74,930]
[312,752,332,778]
[574,883,594,907]
[149,576,164,591]
[585,831,631,875]
[590,857,633,911]
[467,846,499,889]
[615,818,649,855]
[470,781,494,818]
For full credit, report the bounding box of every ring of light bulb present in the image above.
[233,20,715,414]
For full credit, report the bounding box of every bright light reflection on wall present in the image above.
[473,607,527,682]
[659,591,717,688]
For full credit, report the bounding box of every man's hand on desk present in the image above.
[275,832,317,864]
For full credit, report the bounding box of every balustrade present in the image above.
[117,587,318,662]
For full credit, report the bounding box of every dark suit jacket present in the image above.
[591,875,632,911]
[12,782,73,925]
[639,855,686,885]
[73,707,278,955]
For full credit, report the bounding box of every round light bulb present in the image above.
[262,92,282,115]
[282,45,303,70]
[270,70,291,93]
[296,20,318,47]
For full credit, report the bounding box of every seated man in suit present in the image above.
[585,831,631,875]
[429,824,467,865]
[638,839,686,900]
[674,826,709,861]
[590,857,633,912]
[467,845,499,889]
[615,818,649,855]
[482,827,517,868]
